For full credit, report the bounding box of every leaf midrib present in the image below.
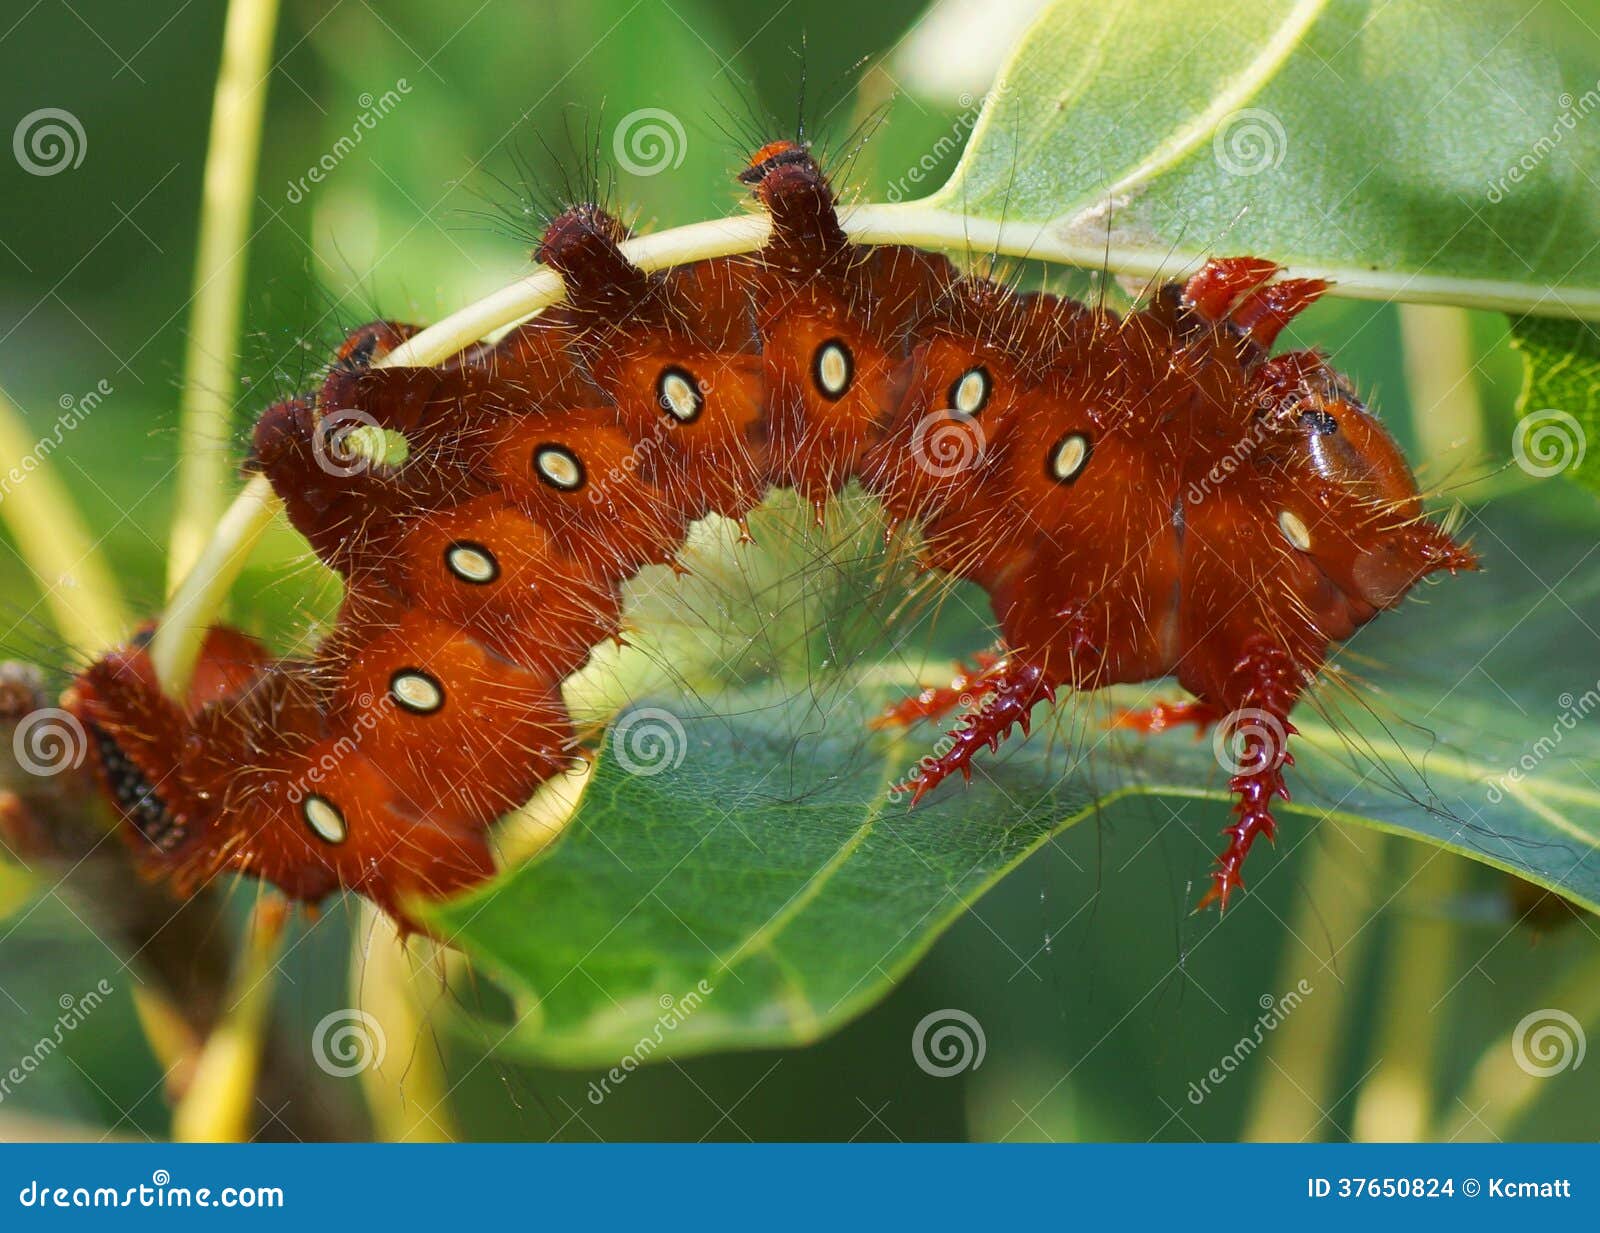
[708,729,908,1003]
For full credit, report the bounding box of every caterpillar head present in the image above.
[63,626,282,879]
[1265,369,1477,613]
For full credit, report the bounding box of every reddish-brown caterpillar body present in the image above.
[65,140,1475,927]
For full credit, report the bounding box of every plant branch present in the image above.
[171,896,288,1142]
[166,0,281,595]
[0,389,130,653]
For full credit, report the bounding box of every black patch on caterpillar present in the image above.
[88,722,183,852]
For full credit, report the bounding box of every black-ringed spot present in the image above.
[444,541,499,585]
[389,669,445,716]
[656,366,704,423]
[303,795,348,845]
[948,366,991,415]
[1278,510,1313,551]
[1047,432,1092,484]
[812,339,853,400]
[533,443,585,492]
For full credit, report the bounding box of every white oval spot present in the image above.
[303,795,347,845]
[390,670,445,715]
[534,444,584,491]
[445,541,498,585]
[813,340,853,399]
[951,367,990,415]
[657,367,702,422]
[1278,509,1313,551]
[1049,433,1091,484]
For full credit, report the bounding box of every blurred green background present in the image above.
[0,0,1597,1142]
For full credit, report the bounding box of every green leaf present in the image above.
[427,491,1600,1067]
[1512,316,1599,494]
[887,0,1600,319]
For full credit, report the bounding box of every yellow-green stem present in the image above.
[0,389,130,652]
[1437,948,1600,1141]
[170,898,288,1142]
[151,471,278,693]
[1350,842,1463,1141]
[1243,828,1382,1141]
[352,901,457,1142]
[166,0,281,595]
[1397,304,1486,479]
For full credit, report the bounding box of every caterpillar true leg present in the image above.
[1179,256,1281,321]
[1193,636,1303,912]
[869,650,1004,731]
[1111,690,1282,911]
[1110,698,1222,736]
[1229,279,1329,349]
[892,657,1058,805]
[1176,256,1327,350]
